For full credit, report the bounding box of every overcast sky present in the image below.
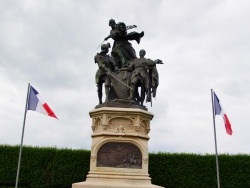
[1,0,250,154]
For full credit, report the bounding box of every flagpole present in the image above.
[15,83,31,188]
[211,89,220,188]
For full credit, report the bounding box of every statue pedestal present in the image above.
[72,107,164,188]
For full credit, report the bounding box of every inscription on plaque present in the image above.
[97,142,142,169]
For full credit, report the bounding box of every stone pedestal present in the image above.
[72,107,164,188]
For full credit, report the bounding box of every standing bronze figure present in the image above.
[128,49,163,106]
[94,43,115,104]
[104,19,144,68]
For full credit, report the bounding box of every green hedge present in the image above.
[0,145,249,188]
[0,145,90,188]
[149,153,250,187]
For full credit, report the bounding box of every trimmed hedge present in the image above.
[149,153,250,187]
[0,145,249,188]
[0,145,90,188]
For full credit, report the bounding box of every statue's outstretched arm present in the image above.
[154,59,163,64]
[104,35,110,41]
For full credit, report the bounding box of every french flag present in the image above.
[27,85,58,119]
[213,91,232,135]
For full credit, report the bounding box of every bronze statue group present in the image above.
[94,19,163,109]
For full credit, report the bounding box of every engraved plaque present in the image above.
[108,117,134,130]
[97,142,142,169]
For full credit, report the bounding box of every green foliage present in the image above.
[0,145,90,188]
[149,153,250,188]
[0,145,249,188]
[149,153,217,188]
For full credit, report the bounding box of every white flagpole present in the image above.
[15,83,31,188]
[211,89,220,188]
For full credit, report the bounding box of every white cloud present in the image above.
[0,0,250,154]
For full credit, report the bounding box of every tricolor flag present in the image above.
[27,85,58,119]
[213,91,232,135]
[15,85,58,188]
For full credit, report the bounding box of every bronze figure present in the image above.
[94,19,163,109]
[94,43,115,104]
[104,19,144,68]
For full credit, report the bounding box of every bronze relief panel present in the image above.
[97,142,142,169]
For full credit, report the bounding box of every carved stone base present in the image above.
[72,177,163,188]
[72,107,164,188]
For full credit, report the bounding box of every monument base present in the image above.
[72,107,164,188]
[72,176,163,188]
[95,99,147,111]
[72,182,163,188]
